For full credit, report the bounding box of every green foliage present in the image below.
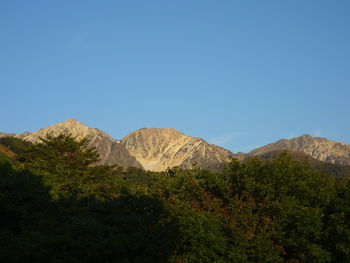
[0,154,12,176]
[18,133,99,173]
[17,133,118,200]
[0,136,32,155]
[323,180,350,262]
[122,166,153,184]
[151,168,282,262]
[224,154,335,262]
[0,171,178,262]
[0,135,349,262]
[0,135,178,262]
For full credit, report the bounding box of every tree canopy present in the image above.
[17,133,117,200]
[0,135,349,262]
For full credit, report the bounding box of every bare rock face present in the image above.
[15,119,142,169]
[121,128,234,171]
[249,134,350,165]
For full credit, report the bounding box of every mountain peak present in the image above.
[12,119,142,169]
[17,119,92,143]
[65,118,79,123]
[122,127,233,171]
[249,134,350,166]
[299,134,313,138]
[61,118,87,127]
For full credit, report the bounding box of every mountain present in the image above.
[249,134,350,166]
[121,128,235,171]
[4,120,350,173]
[13,119,143,169]
[1,119,235,171]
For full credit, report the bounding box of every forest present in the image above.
[0,134,349,263]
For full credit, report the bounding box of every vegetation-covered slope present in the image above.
[256,150,350,178]
[0,134,349,262]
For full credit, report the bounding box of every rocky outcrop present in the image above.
[15,119,143,169]
[121,128,234,171]
[249,134,350,166]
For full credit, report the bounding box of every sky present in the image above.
[1,0,349,153]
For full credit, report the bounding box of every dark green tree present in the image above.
[323,179,350,262]
[224,153,336,262]
[17,133,116,200]
[150,167,282,262]
[1,134,179,262]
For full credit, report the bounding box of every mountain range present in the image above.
[1,119,350,173]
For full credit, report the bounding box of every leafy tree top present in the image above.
[17,133,118,200]
[18,133,100,175]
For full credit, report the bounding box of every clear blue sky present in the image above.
[1,1,349,153]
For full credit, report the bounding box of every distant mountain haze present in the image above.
[1,119,350,171]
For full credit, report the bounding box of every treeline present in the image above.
[0,134,349,262]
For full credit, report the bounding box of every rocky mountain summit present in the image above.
[249,134,350,166]
[1,119,235,171]
[11,119,142,169]
[2,120,350,171]
[121,128,235,171]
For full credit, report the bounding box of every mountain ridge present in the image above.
[2,119,350,171]
[0,119,236,171]
[7,119,143,169]
[249,134,350,165]
[121,127,235,171]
